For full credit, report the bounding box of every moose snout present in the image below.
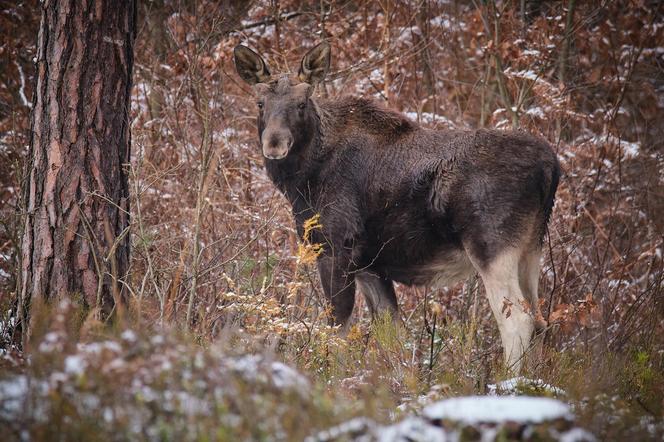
[262,131,293,160]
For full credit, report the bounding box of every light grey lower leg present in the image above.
[471,248,535,373]
[355,272,398,320]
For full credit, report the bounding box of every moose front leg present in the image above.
[355,271,398,321]
[317,255,356,327]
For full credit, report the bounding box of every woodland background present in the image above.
[0,0,663,440]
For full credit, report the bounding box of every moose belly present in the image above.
[387,249,475,289]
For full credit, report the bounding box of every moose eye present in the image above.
[298,102,306,110]
[257,102,264,109]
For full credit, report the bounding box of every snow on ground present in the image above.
[430,15,452,29]
[524,106,546,119]
[306,417,376,442]
[307,416,449,442]
[404,111,457,128]
[0,337,598,442]
[585,134,642,159]
[619,140,640,158]
[223,354,310,397]
[0,328,313,439]
[423,396,571,424]
[507,69,540,81]
[0,375,28,419]
[487,376,566,397]
[374,417,447,442]
[64,355,86,376]
[310,396,595,442]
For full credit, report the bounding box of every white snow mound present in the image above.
[423,396,572,424]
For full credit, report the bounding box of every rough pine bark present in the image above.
[18,0,136,339]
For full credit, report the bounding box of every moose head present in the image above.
[233,42,331,160]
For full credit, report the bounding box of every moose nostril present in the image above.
[267,133,293,150]
[269,136,280,149]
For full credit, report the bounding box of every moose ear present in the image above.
[298,42,331,85]
[234,45,271,85]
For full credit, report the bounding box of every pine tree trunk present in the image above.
[18,0,136,342]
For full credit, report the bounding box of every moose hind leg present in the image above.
[473,247,535,372]
[518,247,542,307]
[317,256,356,327]
[355,272,398,321]
[519,246,547,332]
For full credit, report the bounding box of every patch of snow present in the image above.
[586,134,641,159]
[64,355,86,376]
[495,119,510,129]
[38,332,63,353]
[103,407,114,423]
[375,416,447,442]
[221,127,237,139]
[423,396,572,424]
[430,15,452,29]
[559,427,597,442]
[121,329,137,343]
[312,396,593,441]
[78,340,122,354]
[508,69,540,81]
[525,106,546,119]
[150,334,165,345]
[225,355,310,396]
[619,140,640,158]
[305,417,376,442]
[175,391,210,416]
[369,68,383,83]
[0,375,28,418]
[488,377,566,396]
[404,112,456,128]
[270,361,310,392]
[79,392,101,410]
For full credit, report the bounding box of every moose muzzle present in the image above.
[262,129,293,160]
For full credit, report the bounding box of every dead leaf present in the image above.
[502,298,513,319]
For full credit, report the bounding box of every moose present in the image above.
[233,42,560,371]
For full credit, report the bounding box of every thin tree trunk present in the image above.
[18,0,136,344]
[382,0,392,104]
[142,0,170,125]
[556,0,577,141]
[481,0,518,128]
[416,0,436,113]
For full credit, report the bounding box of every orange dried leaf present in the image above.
[502,298,513,318]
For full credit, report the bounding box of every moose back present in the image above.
[234,42,560,371]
